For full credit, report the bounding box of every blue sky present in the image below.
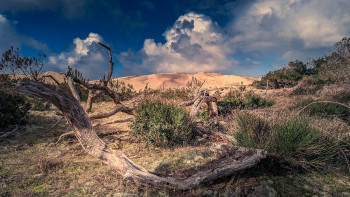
[0,0,349,80]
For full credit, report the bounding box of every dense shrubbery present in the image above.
[0,91,31,128]
[218,92,274,114]
[254,37,350,90]
[235,113,339,170]
[253,60,307,89]
[131,100,195,148]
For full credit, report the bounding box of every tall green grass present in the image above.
[235,113,339,171]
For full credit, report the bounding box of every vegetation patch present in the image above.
[160,88,191,100]
[0,91,30,128]
[303,102,350,125]
[131,100,195,148]
[218,93,274,115]
[235,114,339,171]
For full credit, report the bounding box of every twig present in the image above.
[0,125,18,140]
[42,75,60,86]
[55,131,74,144]
[340,148,350,173]
[93,118,134,127]
[44,117,64,136]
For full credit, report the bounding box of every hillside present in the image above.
[39,71,257,91]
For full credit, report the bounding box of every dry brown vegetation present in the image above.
[1,80,350,196]
[1,38,350,196]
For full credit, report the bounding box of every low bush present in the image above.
[270,120,338,170]
[253,60,307,89]
[131,100,195,148]
[160,88,191,100]
[0,91,31,128]
[305,102,350,125]
[218,93,274,114]
[235,114,339,171]
[235,113,270,149]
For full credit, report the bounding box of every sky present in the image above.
[0,0,349,80]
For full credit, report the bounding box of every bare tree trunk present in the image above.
[17,79,265,190]
[189,89,218,121]
[67,75,81,103]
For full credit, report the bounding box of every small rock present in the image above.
[33,173,45,179]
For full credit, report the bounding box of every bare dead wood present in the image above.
[17,79,266,190]
[66,73,81,103]
[0,125,19,140]
[43,116,64,136]
[93,118,134,127]
[189,89,218,121]
[41,75,60,86]
[84,42,114,112]
[89,104,134,120]
[56,131,74,144]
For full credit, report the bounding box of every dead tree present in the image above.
[12,42,265,189]
[17,79,265,190]
[183,89,218,121]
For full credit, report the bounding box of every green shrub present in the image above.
[270,120,338,170]
[253,60,307,89]
[131,100,195,148]
[235,113,270,149]
[235,114,339,170]
[218,93,274,114]
[0,91,31,128]
[160,88,191,100]
[305,102,350,124]
[290,88,308,95]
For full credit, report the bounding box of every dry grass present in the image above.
[1,82,350,196]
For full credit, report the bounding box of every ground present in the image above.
[1,85,350,196]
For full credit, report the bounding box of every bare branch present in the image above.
[89,104,134,120]
[43,117,64,136]
[98,42,114,84]
[42,75,60,86]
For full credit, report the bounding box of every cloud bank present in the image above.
[47,33,110,80]
[119,13,237,74]
[230,0,350,61]
[119,0,350,76]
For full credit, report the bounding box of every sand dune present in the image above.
[117,72,257,91]
[37,71,257,91]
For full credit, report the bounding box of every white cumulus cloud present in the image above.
[119,12,237,74]
[230,0,350,61]
[47,33,109,80]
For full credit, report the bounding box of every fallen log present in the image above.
[17,79,265,190]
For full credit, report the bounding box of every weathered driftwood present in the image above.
[84,42,114,112]
[17,79,265,190]
[186,89,218,121]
